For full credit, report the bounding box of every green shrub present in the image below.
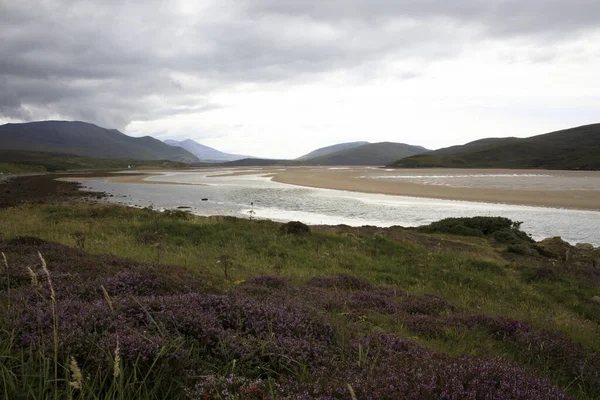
[506,244,530,255]
[420,217,532,243]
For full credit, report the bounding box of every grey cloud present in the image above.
[245,0,600,38]
[1,0,599,128]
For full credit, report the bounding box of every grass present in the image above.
[387,123,600,170]
[0,203,599,398]
[0,150,195,174]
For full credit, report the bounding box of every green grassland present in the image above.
[388,123,600,170]
[0,150,194,173]
[1,201,599,399]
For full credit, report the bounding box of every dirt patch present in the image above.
[0,172,117,208]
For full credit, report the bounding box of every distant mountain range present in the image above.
[387,123,600,170]
[1,120,598,170]
[0,121,198,163]
[296,141,369,160]
[163,139,250,162]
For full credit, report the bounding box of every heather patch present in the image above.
[243,275,289,289]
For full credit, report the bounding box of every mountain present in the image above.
[225,142,428,167]
[224,158,297,167]
[297,141,369,160]
[387,123,600,170]
[164,139,250,162]
[0,121,199,163]
[0,150,194,173]
[305,142,428,166]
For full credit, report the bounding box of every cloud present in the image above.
[1,0,599,132]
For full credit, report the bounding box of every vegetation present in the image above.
[388,123,600,170]
[0,150,194,174]
[1,195,599,398]
[0,121,199,163]
[417,216,533,244]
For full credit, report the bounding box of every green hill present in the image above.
[0,121,199,163]
[297,141,369,160]
[0,150,193,173]
[224,158,299,167]
[225,142,428,167]
[388,123,600,170]
[306,142,428,166]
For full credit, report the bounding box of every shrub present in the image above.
[506,244,530,255]
[307,274,373,290]
[280,221,310,235]
[420,216,533,242]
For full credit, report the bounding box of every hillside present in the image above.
[164,139,250,162]
[306,142,428,166]
[224,158,299,167]
[0,121,199,163]
[388,123,600,170]
[1,173,599,399]
[0,150,193,173]
[225,142,428,167]
[297,141,369,160]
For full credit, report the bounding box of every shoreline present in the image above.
[69,167,600,212]
[271,168,600,211]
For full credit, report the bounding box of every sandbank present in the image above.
[270,167,600,211]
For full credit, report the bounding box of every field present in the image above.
[0,150,194,174]
[0,175,599,399]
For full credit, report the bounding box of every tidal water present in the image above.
[81,170,600,246]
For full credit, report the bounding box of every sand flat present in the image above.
[271,167,600,211]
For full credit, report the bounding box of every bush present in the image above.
[507,244,530,255]
[280,221,310,235]
[420,217,533,242]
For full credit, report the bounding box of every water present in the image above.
[80,170,600,246]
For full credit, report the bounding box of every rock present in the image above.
[576,243,595,251]
[592,296,600,305]
[537,237,572,260]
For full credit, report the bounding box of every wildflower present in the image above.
[69,357,83,390]
[113,337,121,379]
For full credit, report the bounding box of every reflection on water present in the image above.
[81,171,600,246]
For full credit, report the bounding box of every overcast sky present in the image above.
[1,0,599,158]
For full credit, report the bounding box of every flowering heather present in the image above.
[242,275,289,289]
[0,236,592,399]
[271,333,572,400]
[400,293,456,316]
[347,291,400,313]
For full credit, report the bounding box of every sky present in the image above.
[1,1,599,159]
